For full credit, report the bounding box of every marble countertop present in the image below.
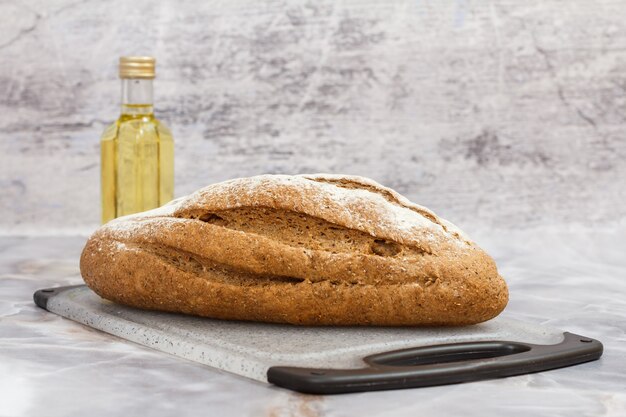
[1,229,625,417]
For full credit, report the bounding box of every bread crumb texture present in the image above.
[81,174,508,325]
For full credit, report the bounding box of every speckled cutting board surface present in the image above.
[36,284,581,383]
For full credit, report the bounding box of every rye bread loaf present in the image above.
[80,174,508,326]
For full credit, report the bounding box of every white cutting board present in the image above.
[34,285,581,384]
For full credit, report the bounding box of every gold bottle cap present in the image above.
[119,56,156,79]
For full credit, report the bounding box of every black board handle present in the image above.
[267,332,603,394]
[34,285,84,310]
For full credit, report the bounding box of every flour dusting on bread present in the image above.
[171,174,470,250]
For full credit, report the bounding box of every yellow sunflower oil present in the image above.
[100,56,174,223]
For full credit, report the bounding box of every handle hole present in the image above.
[370,342,531,367]
[41,289,54,293]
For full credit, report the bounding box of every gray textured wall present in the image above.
[1,0,625,234]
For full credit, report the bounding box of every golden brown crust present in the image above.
[80,174,508,326]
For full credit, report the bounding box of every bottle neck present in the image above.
[121,78,153,116]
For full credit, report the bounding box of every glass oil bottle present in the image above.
[100,56,174,223]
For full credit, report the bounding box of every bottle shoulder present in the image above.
[100,121,119,142]
[155,119,174,141]
[154,118,171,132]
[100,114,172,142]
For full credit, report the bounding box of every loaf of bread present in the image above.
[80,174,508,326]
